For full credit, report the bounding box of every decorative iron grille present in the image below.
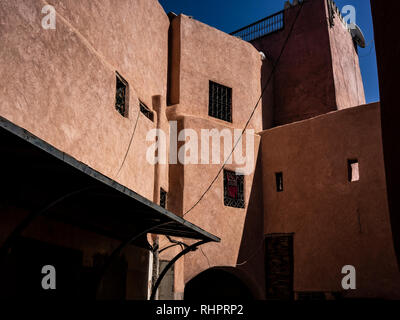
[139,101,154,121]
[160,188,167,209]
[223,170,245,208]
[209,81,232,123]
[115,72,129,117]
[230,10,285,42]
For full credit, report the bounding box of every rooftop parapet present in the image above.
[230,10,285,42]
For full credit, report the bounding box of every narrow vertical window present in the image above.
[223,170,245,208]
[348,159,359,182]
[209,81,232,122]
[115,72,129,117]
[139,101,154,121]
[276,172,283,192]
[160,188,167,209]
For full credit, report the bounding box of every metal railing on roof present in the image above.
[230,10,285,42]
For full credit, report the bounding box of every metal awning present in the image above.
[0,116,220,245]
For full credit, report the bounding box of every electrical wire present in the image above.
[114,108,141,179]
[200,247,211,268]
[236,241,265,267]
[183,1,305,217]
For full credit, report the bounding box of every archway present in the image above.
[184,267,257,300]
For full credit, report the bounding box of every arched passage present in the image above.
[184,267,258,300]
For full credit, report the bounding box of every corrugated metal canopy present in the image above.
[0,116,220,244]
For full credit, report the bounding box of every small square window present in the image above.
[160,188,167,209]
[209,81,232,123]
[348,159,359,182]
[139,101,154,121]
[275,172,283,192]
[223,170,245,208]
[115,72,129,117]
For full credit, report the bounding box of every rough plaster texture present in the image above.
[1,0,397,300]
[260,103,400,298]
[328,10,366,109]
[0,0,169,300]
[166,14,265,286]
[252,0,336,125]
[167,116,261,284]
[251,0,365,126]
[168,14,264,132]
[0,0,169,200]
[371,0,400,274]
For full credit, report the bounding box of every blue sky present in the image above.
[159,0,379,103]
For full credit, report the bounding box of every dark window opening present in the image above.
[140,101,154,121]
[348,159,359,182]
[160,188,167,209]
[223,170,245,208]
[276,172,283,192]
[115,72,129,117]
[209,81,232,123]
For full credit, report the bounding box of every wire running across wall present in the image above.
[183,2,306,219]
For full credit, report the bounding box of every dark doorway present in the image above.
[184,267,254,300]
[265,234,294,300]
[0,237,83,299]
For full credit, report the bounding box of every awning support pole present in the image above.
[150,239,209,301]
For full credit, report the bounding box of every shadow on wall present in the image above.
[236,150,266,299]
[184,267,257,300]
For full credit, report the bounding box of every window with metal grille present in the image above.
[223,170,245,208]
[209,81,232,123]
[276,172,283,192]
[115,72,129,117]
[160,188,167,209]
[139,101,154,121]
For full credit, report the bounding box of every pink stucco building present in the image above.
[0,0,399,300]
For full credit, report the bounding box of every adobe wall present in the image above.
[370,0,400,271]
[168,14,265,132]
[0,0,170,200]
[328,4,366,109]
[166,115,262,286]
[260,103,400,298]
[166,14,265,286]
[251,0,337,126]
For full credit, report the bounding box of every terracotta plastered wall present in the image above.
[167,116,261,284]
[166,14,265,284]
[251,0,337,126]
[0,0,170,200]
[327,3,366,109]
[260,103,400,298]
[168,14,264,132]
